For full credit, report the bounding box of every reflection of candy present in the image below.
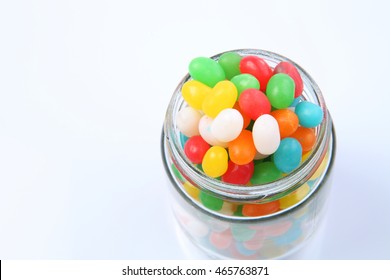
[209,229,233,250]
[236,242,257,256]
[231,224,257,242]
[243,231,265,250]
[183,219,209,238]
[273,224,302,246]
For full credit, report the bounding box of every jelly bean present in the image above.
[290,127,316,153]
[233,102,251,129]
[273,61,304,98]
[252,114,280,155]
[171,163,184,183]
[231,224,257,242]
[176,106,202,137]
[233,205,244,217]
[210,108,243,142]
[181,80,211,110]
[231,74,260,96]
[228,130,256,165]
[218,52,242,80]
[309,151,330,180]
[240,55,272,92]
[202,146,228,178]
[202,80,237,118]
[295,101,323,128]
[238,88,271,120]
[183,181,200,200]
[250,161,282,185]
[198,115,229,147]
[273,138,302,173]
[199,190,224,211]
[279,183,310,209]
[219,201,236,216]
[209,229,233,249]
[184,135,210,164]
[266,73,295,109]
[242,201,280,217]
[179,133,189,148]
[189,57,226,87]
[290,96,303,107]
[270,109,299,138]
[222,160,254,185]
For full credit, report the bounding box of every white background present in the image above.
[0,0,389,259]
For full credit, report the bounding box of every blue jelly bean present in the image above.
[295,101,323,128]
[273,138,302,173]
[290,96,303,107]
[180,133,189,148]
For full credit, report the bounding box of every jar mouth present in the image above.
[164,49,333,202]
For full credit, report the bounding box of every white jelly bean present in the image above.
[211,108,243,142]
[198,115,229,147]
[252,114,280,155]
[176,106,202,137]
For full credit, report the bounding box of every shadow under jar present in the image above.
[161,49,336,259]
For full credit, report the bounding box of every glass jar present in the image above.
[161,49,336,259]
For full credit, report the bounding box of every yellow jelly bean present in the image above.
[202,81,237,118]
[202,146,228,178]
[279,183,310,209]
[310,151,330,180]
[183,181,200,200]
[182,80,212,110]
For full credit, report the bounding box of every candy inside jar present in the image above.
[162,49,335,259]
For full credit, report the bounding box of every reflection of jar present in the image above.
[161,49,336,259]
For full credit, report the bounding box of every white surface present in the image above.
[0,0,389,259]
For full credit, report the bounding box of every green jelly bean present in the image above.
[231,224,256,242]
[200,191,224,211]
[266,73,295,109]
[231,74,260,96]
[189,57,226,87]
[218,52,242,80]
[251,161,282,184]
[234,204,244,217]
[171,163,184,183]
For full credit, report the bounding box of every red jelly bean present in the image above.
[240,56,273,92]
[184,135,210,164]
[222,160,254,185]
[238,89,271,120]
[273,61,303,98]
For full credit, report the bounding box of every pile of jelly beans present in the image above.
[176,52,323,186]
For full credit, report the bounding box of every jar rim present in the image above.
[164,49,333,202]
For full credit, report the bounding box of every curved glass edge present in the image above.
[161,123,336,221]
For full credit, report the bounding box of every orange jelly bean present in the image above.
[228,130,256,165]
[290,126,316,153]
[270,109,299,138]
[242,200,280,217]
